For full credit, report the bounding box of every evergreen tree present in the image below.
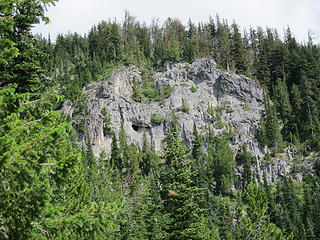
[214,16,231,70]
[0,0,57,95]
[240,183,289,240]
[167,37,181,62]
[160,120,215,239]
[110,134,122,170]
[191,122,206,188]
[140,130,155,175]
[273,78,292,137]
[208,136,235,196]
[275,178,304,238]
[236,144,255,188]
[230,22,249,74]
[183,20,199,63]
[260,92,283,152]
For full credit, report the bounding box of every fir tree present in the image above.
[110,134,122,170]
[230,22,249,74]
[208,136,235,196]
[160,119,214,239]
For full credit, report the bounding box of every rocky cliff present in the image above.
[64,58,297,182]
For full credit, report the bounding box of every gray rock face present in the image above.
[68,58,295,183]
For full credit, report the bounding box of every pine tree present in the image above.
[214,15,231,70]
[110,134,122,170]
[236,144,255,188]
[240,183,289,240]
[119,125,128,168]
[191,122,206,188]
[262,92,283,152]
[273,78,292,137]
[275,178,304,238]
[230,22,249,74]
[140,130,152,175]
[144,175,170,240]
[0,0,57,95]
[208,136,235,196]
[167,37,181,62]
[160,119,214,240]
[183,20,199,63]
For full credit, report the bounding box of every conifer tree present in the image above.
[0,0,57,95]
[273,78,292,136]
[110,134,122,170]
[183,20,199,63]
[208,136,235,196]
[191,122,206,188]
[261,92,283,152]
[230,22,249,74]
[140,130,154,175]
[236,144,255,188]
[240,183,289,240]
[160,118,215,240]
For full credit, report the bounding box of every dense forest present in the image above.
[1,0,320,239]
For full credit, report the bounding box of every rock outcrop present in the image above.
[66,58,296,182]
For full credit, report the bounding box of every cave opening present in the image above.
[132,124,140,132]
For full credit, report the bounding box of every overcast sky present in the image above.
[33,0,320,44]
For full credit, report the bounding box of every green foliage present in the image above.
[101,107,113,134]
[208,136,235,196]
[160,120,215,239]
[0,0,57,95]
[0,3,127,239]
[3,2,320,238]
[110,134,122,170]
[181,97,190,113]
[131,68,173,103]
[236,145,256,188]
[151,113,165,124]
[162,84,173,98]
[140,131,159,176]
[243,100,251,111]
[0,91,75,238]
[207,103,214,116]
[239,183,289,240]
[190,86,197,93]
[230,23,249,74]
[273,78,291,136]
[225,105,234,113]
[257,93,284,152]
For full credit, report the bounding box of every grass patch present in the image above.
[151,114,165,124]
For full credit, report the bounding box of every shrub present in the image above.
[244,102,250,111]
[225,106,234,113]
[163,85,173,98]
[190,86,197,93]
[151,114,165,124]
[243,98,250,110]
[181,98,190,113]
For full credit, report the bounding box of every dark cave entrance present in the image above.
[132,123,141,132]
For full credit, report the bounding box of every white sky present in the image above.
[33,0,320,44]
